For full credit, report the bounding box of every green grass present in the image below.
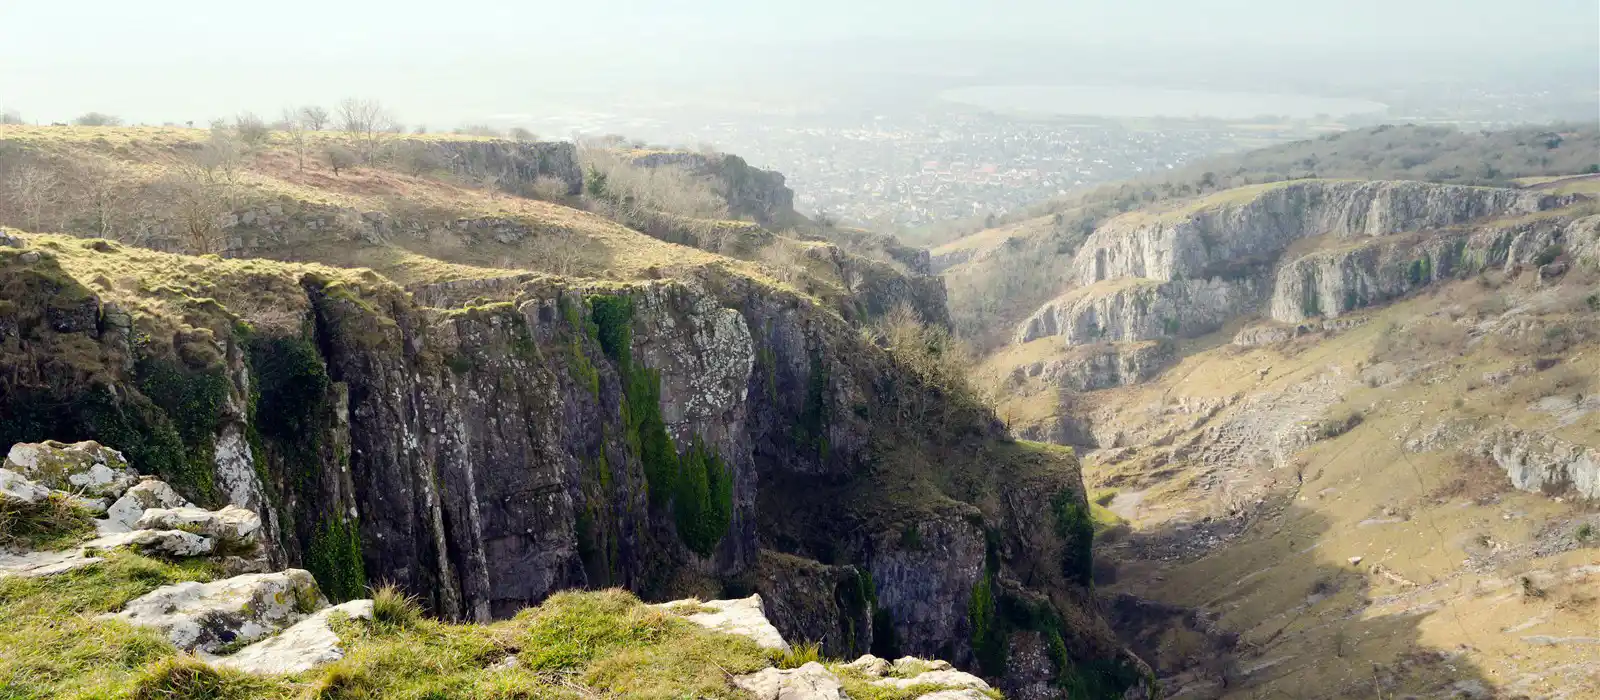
[0,492,97,550]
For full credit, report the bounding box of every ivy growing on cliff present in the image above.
[589,294,733,557]
[133,354,230,504]
[307,514,366,603]
[1051,489,1095,587]
[246,334,330,489]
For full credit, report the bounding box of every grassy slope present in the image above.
[0,125,842,310]
[1074,271,1599,697]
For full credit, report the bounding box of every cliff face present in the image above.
[1071,180,1578,286]
[631,152,800,229]
[0,233,1148,698]
[1017,181,1592,347]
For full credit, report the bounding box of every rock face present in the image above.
[1019,279,1255,345]
[4,441,137,499]
[217,599,375,674]
[1017,180,1589,348]
[631,152,799,228]
[1071,180,1576,287]
[104,569,325,654]
[1482,428,1599,500]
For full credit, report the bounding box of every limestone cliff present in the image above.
[1017,180,1591,347]
[0,232,1149,698]
[631,151,801,229]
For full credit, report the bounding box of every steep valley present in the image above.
[963,152,1600,698]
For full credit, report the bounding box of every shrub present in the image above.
[73,112,122,127]
[233,113,271,147]
[529,175,572,201]
[1534,245,1564,266]
[324,145,358,176]
[1316,408,1364,439]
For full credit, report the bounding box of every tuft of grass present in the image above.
[0,491,97,550]
[131,654,275,700]
[772,641,823,669]
[369,583,422,629]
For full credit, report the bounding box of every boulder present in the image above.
[217,599,374,674]
[873,668,991,693]
[0,548,103,579]
[81,529,214,558]
[911,691,991,700]
[734,662,848,700]
[102,479,193,533]
[0,467,50,505]
[4,441,137,499]
[135,506,261,547]
[656,595,789,650]
[102,569,326,653]
[840,654,891,677]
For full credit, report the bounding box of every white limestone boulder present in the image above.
[101,569,327,653]
[81,529,214,558]
[653,594,789,650]
[4,441,137,499]
[0,467,50,505]
[874,667,991,693]
[217,599,374,674]
[734,662,848,700]
[840,654,891,677]
[135,505,261,547]
[0,548,103,578]
[102,479,193,533]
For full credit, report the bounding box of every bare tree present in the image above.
[454,124,502,138]
[70,163,146,242]
[193,124,244,186]
[338,98,396,164]
[6,164,62,231]
[73,112,123,127]
[508,127,536,142]
[233,112,271,147]
[160,171,230,254]
[532,228,585,276]
[0,109,22,125]
[299,105,330,131]
[281,108,311,171]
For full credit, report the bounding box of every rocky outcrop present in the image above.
[4,440,137,499]
[135,505,261,548]
[104,479,194,533]
[1009,342,1176,394]
[631,152,799,229]
[740,551,875,658]
[1018,278,1255,345]
[0,467,50,505]
[736,662,849,700]
[104,569,325,653]
[1071,180,1578,286]
[1481,428,1599,501]
[427,139,583,198]
[218,599,375,674]
[654,595,791,650]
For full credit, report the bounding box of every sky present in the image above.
[1,0,1596,124]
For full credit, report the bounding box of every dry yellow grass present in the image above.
[1074,273,1600,698]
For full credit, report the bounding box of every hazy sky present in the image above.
[2,0,1596,124]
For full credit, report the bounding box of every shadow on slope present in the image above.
[1098,501,1496,699]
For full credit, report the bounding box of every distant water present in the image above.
[941,84,1389,120]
